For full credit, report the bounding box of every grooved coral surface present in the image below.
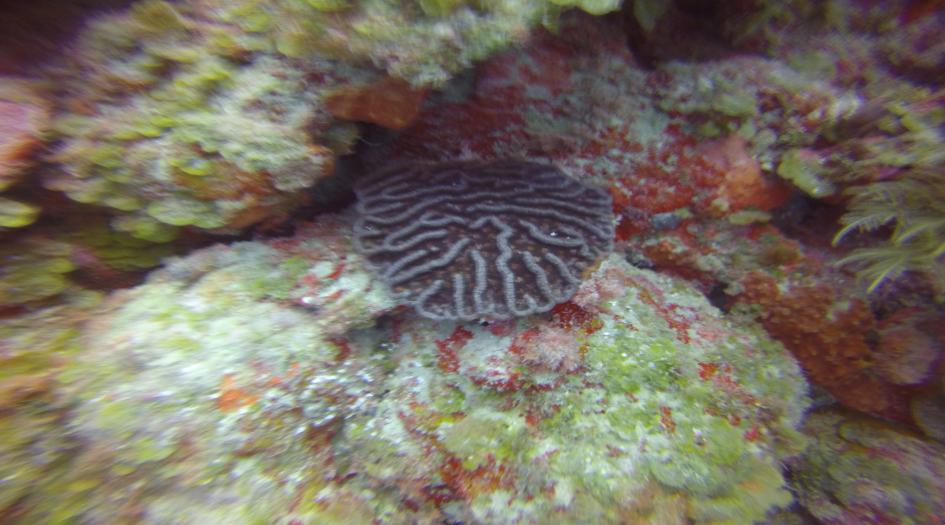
[353,160,614,320]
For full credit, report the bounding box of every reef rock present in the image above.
[791,409,945,525]
[10,218,810,523]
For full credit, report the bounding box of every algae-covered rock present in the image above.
[0,292,103,514]
[0,222,183,308]
[337,254,810,524]
[0,196,40,228]
[0,77,49,189]
[0,238,76,306]
[46,1,362,241]
[11,214,393,524]
[0,77,50,230]
[9,216,809,524]
[220,0,625,86]
[45,0,628,244]
[791,409,945,525]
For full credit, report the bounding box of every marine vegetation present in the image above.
[833,170,945,294]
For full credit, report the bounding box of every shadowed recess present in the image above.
[353,160,614,320]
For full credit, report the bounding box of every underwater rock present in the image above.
[217,0,624,86]
[0,77,47,186]
[353,160,614,320]
[324,77,428,129]
[911,389,945,443]
[371,11,840,236]
[44,1,364,242]
[0,77,49,229]
[337,254,809,524]
[0,291,103,515]
[790,409,945,525]
[0,238,77,306]
[22,233,810,523]
[11,214,393,524]
[47,40,350,240]
[43,0,629,244]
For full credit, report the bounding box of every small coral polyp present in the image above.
[353,160,614,320]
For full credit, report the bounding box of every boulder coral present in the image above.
[338,254,809,524]
[5,213,393,523]
[353,160,614,320]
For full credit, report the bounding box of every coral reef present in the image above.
[43,0,629,244]
[4,0,945,523]
[790,409,945,525]
[369,3,945,427]
[353,160,614,320]
[3,216,810,523]
[336,254,808,524]
[616,213,923,422]
[0,238,77,306]
[0,291,103,517]
[220,0,624,86]
[718,0,945,293]
[5,213,394,523]
[0,77,49,229]
[736,269,910,419]
[0,216,189,309]
[912,384,945,443]
[45,1,357,241]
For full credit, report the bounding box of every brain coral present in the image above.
[353,160,614,320]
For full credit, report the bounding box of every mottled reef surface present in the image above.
[1,1,945,524]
